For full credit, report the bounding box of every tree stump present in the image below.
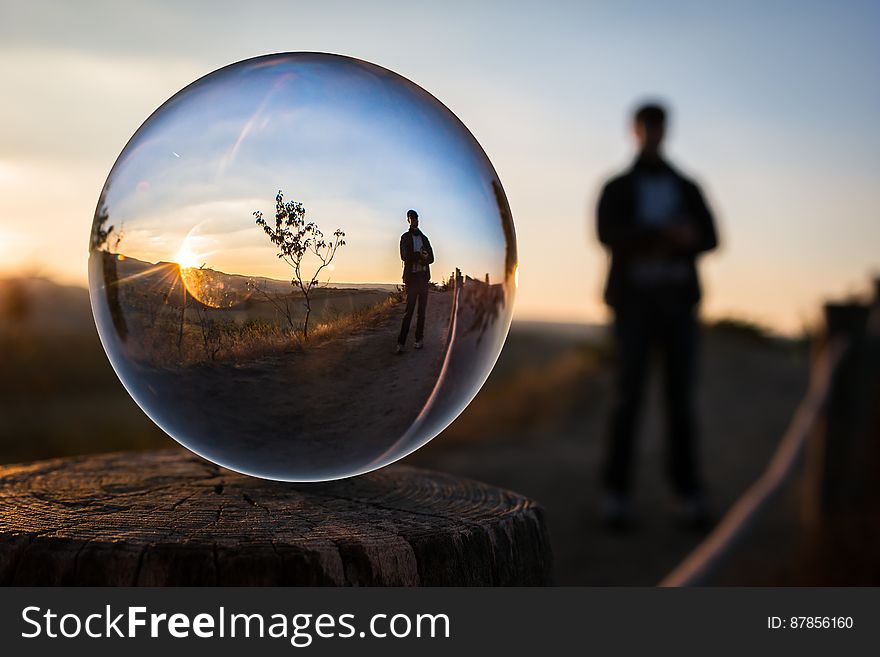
[0,449,551,586]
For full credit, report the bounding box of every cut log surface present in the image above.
[0,449,551,586]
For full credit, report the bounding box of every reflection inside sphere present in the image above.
[89,53,517,481]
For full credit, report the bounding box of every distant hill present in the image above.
[114,254,399,295]
[0,277,94,334]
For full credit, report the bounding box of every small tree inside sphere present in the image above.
[253,190,346,338]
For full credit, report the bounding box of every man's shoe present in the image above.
[414,340,423,349]
[395,343,404,354]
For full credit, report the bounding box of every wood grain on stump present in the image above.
[0,449,551,586]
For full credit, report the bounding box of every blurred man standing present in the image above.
[596,103,718,530]
[397,209,434,353]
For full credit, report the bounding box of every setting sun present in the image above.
[174,242,201,270]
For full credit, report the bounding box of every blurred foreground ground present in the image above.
[0,277,848,584]
[408,320,812,585]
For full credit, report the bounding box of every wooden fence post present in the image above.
[803,301,871,524]
[864,279,880,505]
[800,284,880,581]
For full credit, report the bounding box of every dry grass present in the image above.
[309,290,405,342]
[0,331,170,464]
[116,287,405,368]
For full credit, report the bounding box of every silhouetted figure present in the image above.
[397,209,435,353]
[596,103,718,530]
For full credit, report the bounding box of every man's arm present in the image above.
[665,181,718,256]
[688,182,718,254]
[400,234,414,263]
[422,237,435,265]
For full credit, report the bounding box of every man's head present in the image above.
[407,209,419,229]
[633,103,667,159]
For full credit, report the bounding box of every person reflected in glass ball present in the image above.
[397,209,435,353]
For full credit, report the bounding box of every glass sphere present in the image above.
[88,52,517,481]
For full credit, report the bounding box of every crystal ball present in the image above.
[88,52,517,481]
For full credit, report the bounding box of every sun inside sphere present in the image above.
[88,52,517,481]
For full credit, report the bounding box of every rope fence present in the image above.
[660,279,880,587]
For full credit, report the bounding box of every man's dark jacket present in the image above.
[597,158,718,309]
[400,229,435,283]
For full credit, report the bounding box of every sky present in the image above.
[1,0,878,334]
[99,53,509,288]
